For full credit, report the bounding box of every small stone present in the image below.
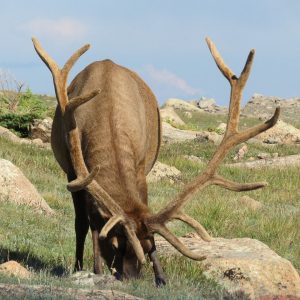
[183,155,203,164]
[257,153,271,159]
[238,195,263,211]
[32,138,44,146]
[233,144,248,161]
[183,111,192,118]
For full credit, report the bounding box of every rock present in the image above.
[183,155,203,164]
[0,126,50,149]
[29,117,53,143]
[0,283,143,300]
[71,271,122,289]
[0,261,31,279]
[257,152,271,160]
[233,144,248,161]
[162,122,201,143]
[216,122,227,134]
[164,98,201,112]
[197,98,216,109]
[238,196,263,211]
[0,159,53,215]
[147,161,181,183]
[227,154,300,169]
[31,138,44,146]
[243,94,300,124]
[183,111,192,118]
[194,97,228,114]
[255,120,300,145]
[156,237,300,299]
[160,107,185,126]
[195,131,223,145]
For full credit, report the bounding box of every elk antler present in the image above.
[145,37,280,260]
[32,38,146,264]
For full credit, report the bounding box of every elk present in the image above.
[32,37,279,285]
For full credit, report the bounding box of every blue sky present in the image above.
[1,0,300,106]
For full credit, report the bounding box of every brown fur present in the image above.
[51,59,164,280]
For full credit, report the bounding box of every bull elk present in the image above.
[32,37,279,285]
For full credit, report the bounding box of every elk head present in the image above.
[32,37,279,283]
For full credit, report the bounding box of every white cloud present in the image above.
[23,17,87,41]
[145,65,201,96]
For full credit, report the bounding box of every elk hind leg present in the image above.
[72,190,89,271]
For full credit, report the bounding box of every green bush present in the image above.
[18,88,48,118]
[0,113,38,137]
[0,88,51,118]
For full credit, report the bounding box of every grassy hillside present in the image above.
[0,108,299,299]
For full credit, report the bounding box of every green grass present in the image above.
[172,109,261,132]
[0,123,299,298]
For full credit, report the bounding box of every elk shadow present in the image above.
[0,247,67,277]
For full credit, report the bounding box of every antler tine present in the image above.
[206,37,255,135]
[32,37,92,114]
[62,44,90,79]
[32,38,147,264]
[146,38,280,259]
[32,37,59,75]
[152,224,206,261]
[205,37,235,83]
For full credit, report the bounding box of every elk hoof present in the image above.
[155,276,166,287]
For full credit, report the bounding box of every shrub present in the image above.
[0,113,38,137]
[18,88,48,118]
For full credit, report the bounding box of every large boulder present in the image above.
[160,106,185,126]
[242,94,300,123]
[0,159,53,215]
[255,120,300,144]
[29,117,53,143]
[197,97,216,109]
[162,122,200,143]
[147,161,181,183]
[156,236,300,299]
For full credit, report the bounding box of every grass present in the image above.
[0,111,299,298]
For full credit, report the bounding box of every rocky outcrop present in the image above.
[242,94,300,123]
[227,154,300,169]
[162,122,223,144]
[147,161,181,183]
[156,236,300,299]
[29,117,53,143]
[164,98,201,112]
[162,122,200,143]
[255,120,300,144]
[160,106,185,126]
[0,159,53,215]
[195,97,228,114]
[0,261,31,279]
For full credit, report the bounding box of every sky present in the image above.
[0,0,300,106]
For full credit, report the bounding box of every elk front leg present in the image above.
[72,190,89,271]
[89,212,105,274]
[148,238,166,286]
